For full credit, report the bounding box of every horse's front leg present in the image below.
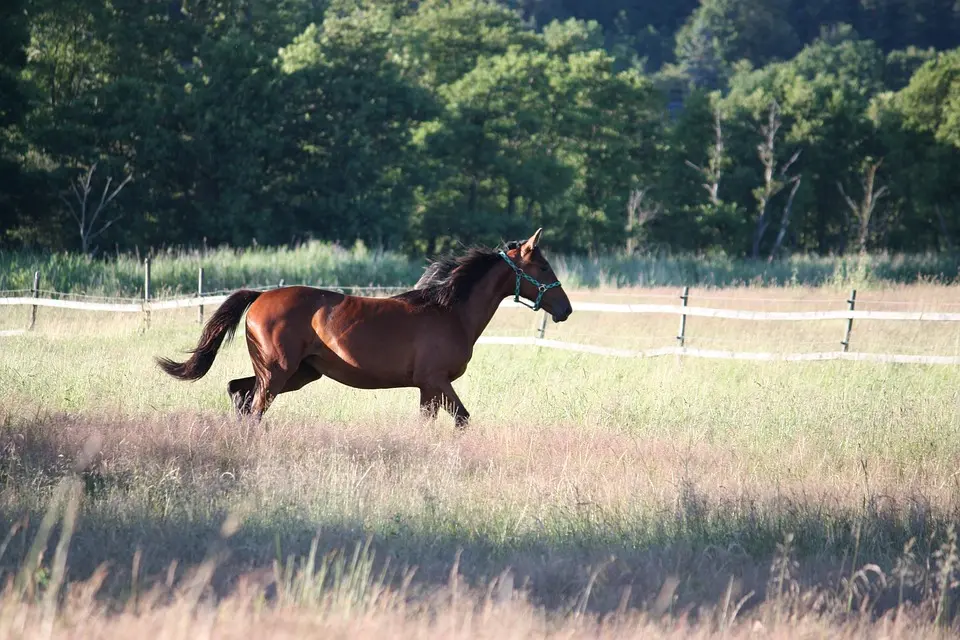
[417,381,469,429]
[438,381,470,429]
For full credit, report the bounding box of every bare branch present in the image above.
[81,162,96,195]
[686,105,725,206]
[625,187,662,253]
[768,175,802,262]
[69,181,84,219]
[87,213,124,241]
[89,174,132,231]
[59,193,80,226]
[836,181,858,214]
[780,149,802,177]
[87,175,112,231]
[60,163,132,255]
[873,185,890,204]
[753,100,783,259]
[936,205,955,251]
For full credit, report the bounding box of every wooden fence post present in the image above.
[143,257,151,329]
[537,310,548,340]
[841,288,857,352]
[197,267,204,324]
[677,286,689,347]
[28,271,39,330]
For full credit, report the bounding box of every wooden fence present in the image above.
[3,266,960,364]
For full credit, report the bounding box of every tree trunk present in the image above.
[752,203,768,260]
[768,176,801,263]
[467,177,478,215]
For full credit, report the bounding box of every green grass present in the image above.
[3,241,960,297]
[0,241,424,298]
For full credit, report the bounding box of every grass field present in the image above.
[2,282,960,637]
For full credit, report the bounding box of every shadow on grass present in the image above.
[1,485,957,621]
[0,410,958,622]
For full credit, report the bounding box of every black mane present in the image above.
[394,241,524,308]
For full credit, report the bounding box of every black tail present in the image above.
[155,289,263,381]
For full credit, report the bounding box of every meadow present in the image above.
[2,258,960,637]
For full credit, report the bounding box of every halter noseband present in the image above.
[498,250,561,312]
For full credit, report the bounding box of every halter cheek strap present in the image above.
[498,250,562,312]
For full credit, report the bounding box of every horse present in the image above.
[155,228,573,428]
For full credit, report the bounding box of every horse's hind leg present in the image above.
[251,363,322,420]
[281,364,322,394]
[228,377,256,419]
[419,388,442,421]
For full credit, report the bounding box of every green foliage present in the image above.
[895,49,960,148]
[0,0,32,245]
[277,10,437,248]
[411,47,570,252]
[874,51,960,251]
[720,32,887,256]
[675,0,799,89]
[0,241,425,297]
[5,0,960,258]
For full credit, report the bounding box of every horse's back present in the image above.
[245,285,432,348]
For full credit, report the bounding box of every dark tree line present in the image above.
[2,0,960,258]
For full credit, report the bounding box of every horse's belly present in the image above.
[325,368,407,390]
[305,355,410,390]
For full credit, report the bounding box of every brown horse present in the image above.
[156,228,572,427]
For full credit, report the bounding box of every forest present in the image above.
[2,0,960,258]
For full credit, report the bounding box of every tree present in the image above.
[60,163,131,255]
[675,0,799,89]
[410,47,570,252]
[541,17,604,56]
[648,87,745,253]
[279,9,437,249]
[547,49,662,252]
[871,59,960,253]
[624,188,661,253]
[721,32,886,255]
[685,104,725,206]
[396,0,538,89]
[751,100,801,259]
[895,49,960,150]
[0,0,31,244]
[837,157,888,254]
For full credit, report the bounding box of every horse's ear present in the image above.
[521,228,543,257]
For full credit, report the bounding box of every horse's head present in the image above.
[502,228,573,323]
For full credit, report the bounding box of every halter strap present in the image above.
[498,250,561,312]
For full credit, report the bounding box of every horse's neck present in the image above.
[456,264,513,344]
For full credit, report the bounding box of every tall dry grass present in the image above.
[2,406,960,637]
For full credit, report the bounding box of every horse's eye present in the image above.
[539,265,548,273]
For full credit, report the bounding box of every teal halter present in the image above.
[498,250,562,312]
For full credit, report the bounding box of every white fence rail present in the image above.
[0,294,230,313]
[4,293,960,322]
[3,274,960,365]
[475,337,960,365]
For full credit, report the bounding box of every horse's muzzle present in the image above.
[551,306,572,323]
